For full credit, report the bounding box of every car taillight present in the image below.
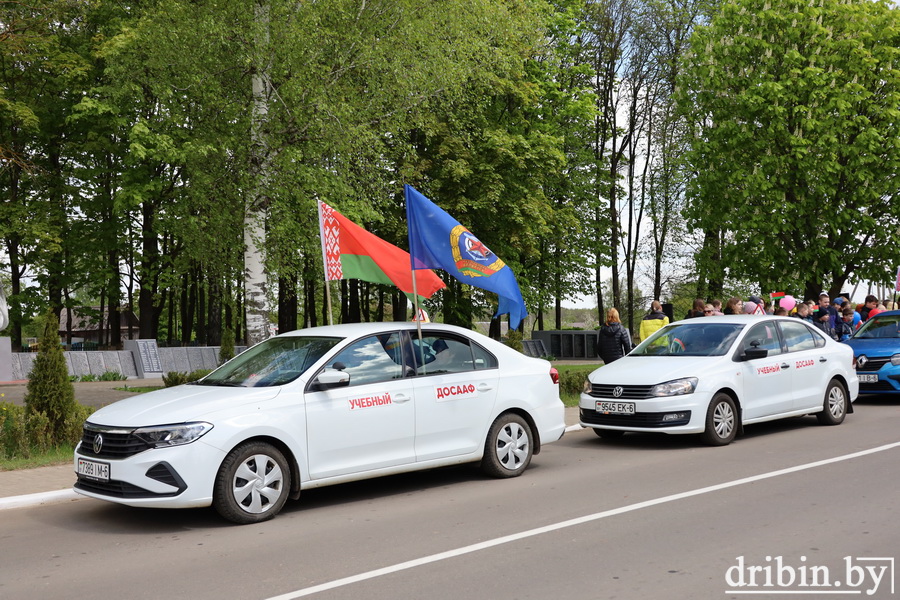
[549,367,560,384]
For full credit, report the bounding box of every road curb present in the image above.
[0,489,82,511]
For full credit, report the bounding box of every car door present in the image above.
[304,331,416,479]
[738,321,794,419]
[778,320,830,411]
[410,332,499,462]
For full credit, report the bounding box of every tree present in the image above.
[678,0,900,299]
[23,310,76,441]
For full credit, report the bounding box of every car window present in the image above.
[200,336,340,387]
[854,314,900,339]
[742,322,783,357]
[412,334,476,375]
[471,342,498,370]
[327,333,405,386]
[632,323,743,356]
[779,320,817,353]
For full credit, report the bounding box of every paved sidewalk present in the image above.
[0,383,583,509]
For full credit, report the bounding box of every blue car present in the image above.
[843,310,900,394]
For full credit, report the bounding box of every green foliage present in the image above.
[23,311,77,443]
[98,371,126,381]
[678,0,900,296]
[505,329,524,353]
[557,366,595,397]
[219,327,235,364]
[0,402,94,460]
[163,369,212,387]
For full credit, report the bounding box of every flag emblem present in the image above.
[451,226,506,278]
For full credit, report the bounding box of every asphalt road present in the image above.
[1,396,898,600]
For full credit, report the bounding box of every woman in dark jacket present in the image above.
[597,307,633,364]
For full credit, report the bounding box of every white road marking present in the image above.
[266,440,900,600]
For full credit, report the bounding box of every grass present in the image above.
[114,385,164,394]
[0,445,76,471]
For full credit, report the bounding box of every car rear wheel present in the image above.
[701,393,737,446]
[593,428,625,439]
[481,413,533,478]
[214,441,291,524]
[816,380,847,425]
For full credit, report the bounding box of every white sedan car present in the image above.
[74,323,565,524]
[580,315,858,445]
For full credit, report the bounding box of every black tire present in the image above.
[481,413,533,478]
[816,380,847,425]
[593,428,625,439]
[701,393,737,446]
[213,441,291,524]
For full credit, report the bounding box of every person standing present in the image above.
[860,295,878,322]
[598,308,633,364]
[685,298,706,319]
[639,300,669,341]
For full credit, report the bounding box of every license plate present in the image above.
[596,401,635,415]
[859,374,879,383]
[77,458,110,482]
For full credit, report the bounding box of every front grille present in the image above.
[588,384,655,400]
[580,408,691,428]
[74,477,181,499]
[859,380,898,392]
[856,357,890,371]
[79,424,152,459]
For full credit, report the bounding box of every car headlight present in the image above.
[649,377,697,397]
[133,422,213,448]
[891,354,900,366]
[582,379,593,394]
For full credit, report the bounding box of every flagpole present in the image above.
[317,199,333,326]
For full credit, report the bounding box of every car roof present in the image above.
[276,321,482,339]
[668,315,792,325]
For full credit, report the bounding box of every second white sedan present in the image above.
[580,315,858,445]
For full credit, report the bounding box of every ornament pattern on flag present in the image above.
[320,202,342,280]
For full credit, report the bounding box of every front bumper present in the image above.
[73,440,226,508]
[578,392,709,434]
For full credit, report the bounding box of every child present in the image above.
[836,307,854,341]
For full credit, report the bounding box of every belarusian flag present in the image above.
[318,200,445,300]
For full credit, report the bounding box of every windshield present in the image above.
[197,336,341,387]
[632,323,744,357]
[852,314,900,339]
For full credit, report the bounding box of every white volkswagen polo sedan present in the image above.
[580,315,858,445]
[74,323,565,523]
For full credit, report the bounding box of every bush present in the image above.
[0,402,95,460]
[98,371,125,381]
[24,310,77,443]
[505,329,523,353]
[558,367,596,396]
[219,327,235,364]
[78,373,98,382]
[163,369,212,387]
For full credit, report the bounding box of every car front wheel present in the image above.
[816,380,847,425]
[214,441,291,524]
[481,413,533,478]
[701,393,737,446]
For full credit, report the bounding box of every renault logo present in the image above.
[93,434,103,454]
[857,355,868,368]
[613,386,624,398]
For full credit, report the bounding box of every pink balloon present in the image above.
[780,295,796,312]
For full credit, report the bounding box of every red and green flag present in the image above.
[318,200,445,300]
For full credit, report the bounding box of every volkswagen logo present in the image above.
[857,355,868,369]
[93,434,103,454]
[613,386,624,398]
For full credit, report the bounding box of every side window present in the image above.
[327,333,404,387]
[742,322,783,357]
[472,342,498,370]
[413,334,475,375]
[779,321,817,353]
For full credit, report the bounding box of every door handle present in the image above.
[393,393,411,403]
[477,383,493,392]
[819,357,827,362]
[780,363,790,369]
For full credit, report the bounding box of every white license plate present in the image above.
[596,401,635,415]
[77,458,110,482]
[859,374,879,383]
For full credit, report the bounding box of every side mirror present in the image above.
[742,347,768,361]
[311,369,350,391]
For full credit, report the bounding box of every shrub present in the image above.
[78,373,98,382]
[558,367,596,396]
[98,371,125,381]
[219,327,235,364]
[505,329,523,353]
[163,369,212,387]
[0,402,95,460]
[24,310,77,443]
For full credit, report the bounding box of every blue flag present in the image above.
[405,184,528,329]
